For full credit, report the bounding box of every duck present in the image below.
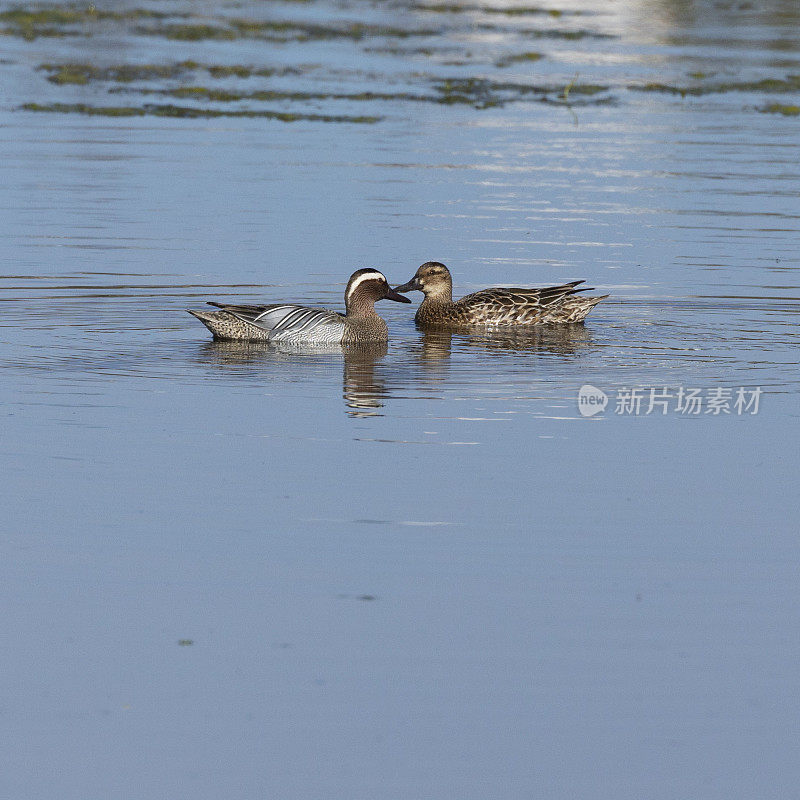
[188,268,411,343]
[394,261,607,326]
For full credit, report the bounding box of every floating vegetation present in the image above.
[136,18,436,43]
[0,6,170,23]
[124,85,428,104]
[412,3,568,15]
[41,61,192,84]
[759,103,800,116]
[112,80,610,109]
[37,59,610,110]
[38,61,293,85]
[363,43,440,56]
[433,77,608,108]
[434,77,504,108]
[208,64,269,79]
[631,76,800,97]
[0,4,174,39]
[3,5,435,42]
[511,27,612,40]
[493,7,564,16]
[1,21,77,38]
[1,6,94,25]
[496,51,543,68]
[1,0,607,54]
[20,102,381,123]
[23,101,142,117]
[139,23,237,42]
[42,63,95,84]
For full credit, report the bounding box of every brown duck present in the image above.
[394,262,607,326]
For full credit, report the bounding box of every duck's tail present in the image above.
[187,309,237,339]
[188,308,219,327]
[562,294,609,323]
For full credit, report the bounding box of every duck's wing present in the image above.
[458,281,593,323]
[209,303,346,343]
[207,302,272,316]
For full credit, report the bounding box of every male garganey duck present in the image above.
[188,269,411,343]
[394,262,607,326]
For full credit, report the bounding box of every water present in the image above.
[1,1,799,797]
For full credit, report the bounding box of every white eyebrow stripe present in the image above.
[347,271,386,296]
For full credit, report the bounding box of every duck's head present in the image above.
[394,262,453,300]
[345,269,412,312]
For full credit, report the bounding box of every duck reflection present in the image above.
[413,324,594,375]
[196,339,389,417]
[195,325,593,414]
[340,343,389,417]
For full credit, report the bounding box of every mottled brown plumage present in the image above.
[394,262,607,327]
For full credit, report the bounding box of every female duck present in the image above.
[188,269,411,343]
[394,262,607,326]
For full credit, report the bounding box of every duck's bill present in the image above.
[392,277,420,294]
[384,286,413,303]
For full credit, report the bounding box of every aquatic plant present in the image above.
[20,101,381,123]
[38,61,291,85]
[40,61,195,84]
[0,5,174,39]
[433,76,607,108]
[632,76,800,97]
[496,51,543,68]
[136,18,436,43]
[36,58,610,111]
[2,4,436,43]
[115,84,429,105]
[759,103,800,116]
[412,4,569,15]
[137,23,237,41]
